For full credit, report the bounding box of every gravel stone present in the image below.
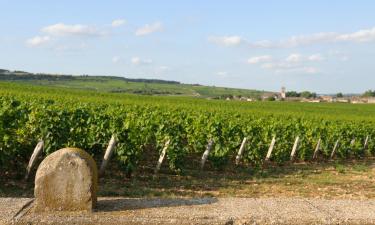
[2,197,375,224]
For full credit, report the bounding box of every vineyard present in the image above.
[1,82,375,175]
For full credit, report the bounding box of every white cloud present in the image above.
[275,67,319,74]
[154,66,170,74]
[328,50,349,61]
[112,56,120,63]
[303,67,318,74]
[276,65,318,74]
[131,57,152,65]
[41,23,105,37]
[308,54,324,61]
[111,19,126,27]
[336,27,375,42]
[340,56,349,61]
[54,42,88,52]
[247,55,272,64]
[208,36,243,46]
[248,53,323,75]
[261,62,297,70]
[279,33,338,48]
[131,57,141,64]
[26,36,51,47]
[158,66,169,70]
[251,40,273,48]
[135,22,163,36]
[285,53,324,63]
[210,26,375,48]
[262,62,318,74]
[285,53,302,62]
[217,71,227,76]
[216,71,228,78]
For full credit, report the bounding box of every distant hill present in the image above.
[0,69,269,98]
[0,69,180,84]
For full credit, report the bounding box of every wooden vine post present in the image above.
[290,136,300,161]
[201,139,214,170]
[24,140,44,180]
[330,139,340,159]
[154,139,171,175]
[349,138,356,156]
[99,135,117,176]
[312,139,321,160]
[265,136,276,161]
[364,136,370,156]
[235,137,248,165]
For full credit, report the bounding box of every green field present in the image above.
[1,81,375,177]
[0,70,265,98]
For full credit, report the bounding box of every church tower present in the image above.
[281,87,286,99]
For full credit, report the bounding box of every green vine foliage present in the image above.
[1,83,375,173]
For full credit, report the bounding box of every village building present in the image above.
[301,99,321,103]
[319,96,334,102]
[336,98,350,103]
[366,97,375,104]
[261,92,278,100]
[350,97,366,104]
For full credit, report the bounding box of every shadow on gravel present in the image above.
[96,197,218,212]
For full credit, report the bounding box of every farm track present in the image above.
[2,197,375,225]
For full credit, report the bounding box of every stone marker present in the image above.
[34,147,98,212]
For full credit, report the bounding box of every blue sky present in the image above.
[1,0,375,93]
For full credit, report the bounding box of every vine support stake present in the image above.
[313,139,321,160]
[290,136,300,161]
[201,139,214,170]
[154,139,171,175]
[330,139,340,159]
[235,137,248,165]
[364,135,370,156]
[24,140,44,181]
[99,135,117,177]
[265,136,276,161]
[349,138,355,156]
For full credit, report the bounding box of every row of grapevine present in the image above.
[1,89,375,175]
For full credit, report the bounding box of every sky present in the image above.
[1,1,375,93]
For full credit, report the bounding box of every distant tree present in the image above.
[221,94,233,99]
[336,92,344,98]
[286,91,316,99]
[362,90,375,97]
[300,91,315,98]
[286,91,300,97]
[266,96,275,101]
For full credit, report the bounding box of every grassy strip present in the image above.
[2,159,375,199]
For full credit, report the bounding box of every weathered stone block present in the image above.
[34,148,98,212]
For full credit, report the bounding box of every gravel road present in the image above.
[2,197,375,224]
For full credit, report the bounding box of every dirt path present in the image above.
[2,197,375,225]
